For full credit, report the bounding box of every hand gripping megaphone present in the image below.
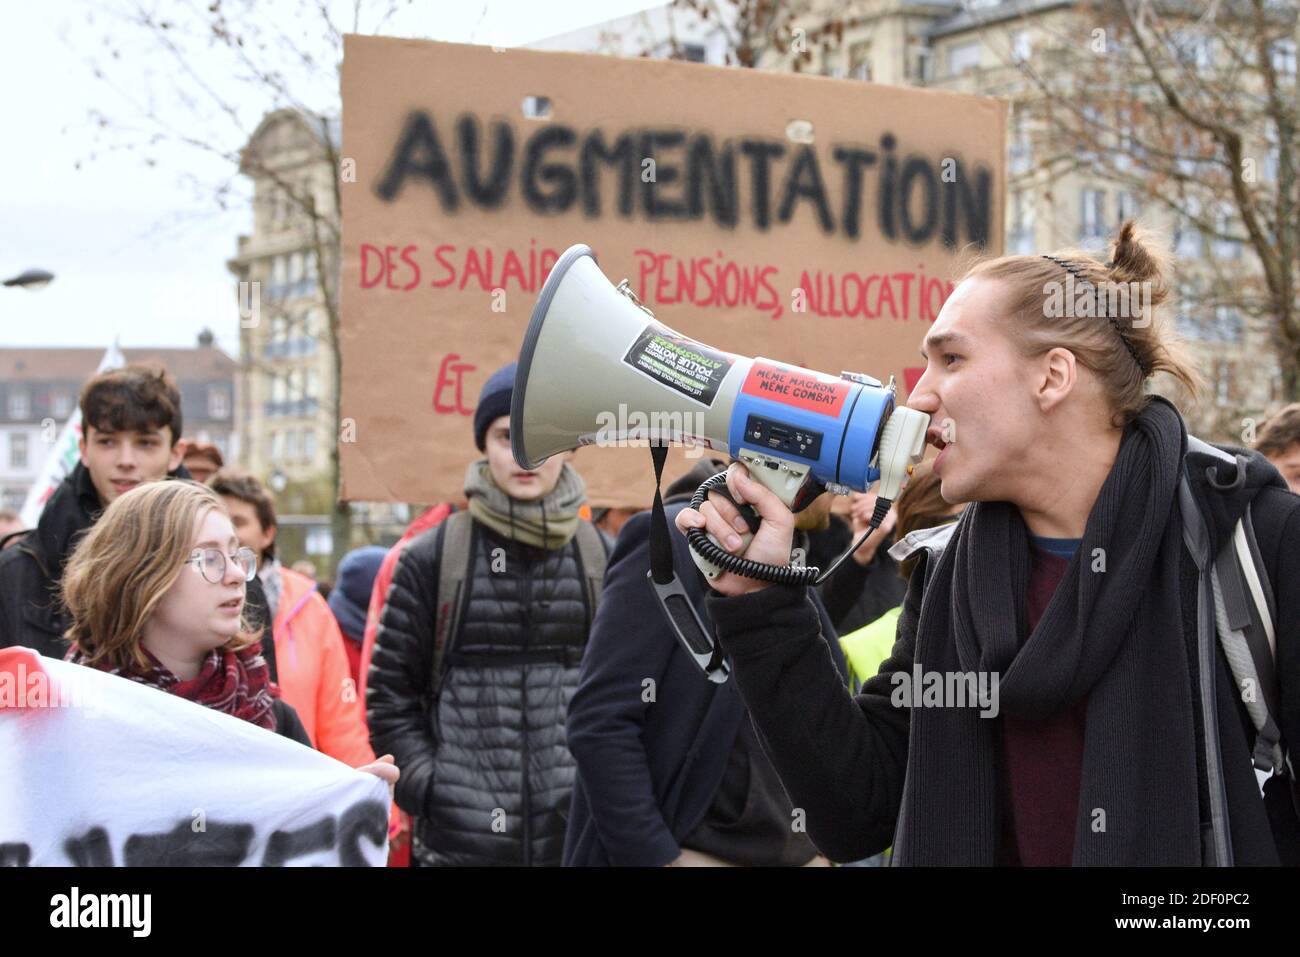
[512,244,929,680]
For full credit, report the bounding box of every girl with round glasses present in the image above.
[60,481,398,786]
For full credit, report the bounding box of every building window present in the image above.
[1079,189,1106,240]
[1009,189,1035,254]
[270,431,284,461]
[1265,122,1280,181]
[1009,110,1031,174]
[50,392,73,419]
[1273,38,1297,77]
[286,429,300,461]
[1213,206,1241,260]
[9,433,28,469]
[208,386,230,420]
[271,255,287,298]
[304,428,317,461]
[680,43,706,63]
[1212,305,1244,343]
[1170,31,1212,72]
[8,390,30,420]
[1174,196,1203,258]
[947,41,981,77]
[849,41,872,81]
[1012,30,1031,63]
[1113,106,1141,170]
[913,46,933,83]
[304,368,320,400]
[1175,128,1200,177]
[1213,360,1234,407]
[1116,191,1140,225]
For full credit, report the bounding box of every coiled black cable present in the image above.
[686,471,893,585]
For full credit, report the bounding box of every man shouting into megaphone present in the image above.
[676,221,1300,867]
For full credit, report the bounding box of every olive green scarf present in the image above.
[463,459,585,550]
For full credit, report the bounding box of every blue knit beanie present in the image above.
[473,362,517,452]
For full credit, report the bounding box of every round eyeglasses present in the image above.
[186,547,258,584]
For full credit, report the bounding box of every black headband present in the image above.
[1040,254,1150,377]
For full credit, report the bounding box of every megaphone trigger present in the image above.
[704,482,762,536]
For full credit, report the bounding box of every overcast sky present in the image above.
[0,0,660,356]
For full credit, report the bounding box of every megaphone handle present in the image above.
[707,484,763,535]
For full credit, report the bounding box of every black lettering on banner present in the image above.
[262,817,337,867]
[64,826,114,867]
[523,125,578,213]
[740,140,785,231]
[457,114,513,208]
[123,820,254,867]
[369,112,995,249]
[687,137,737,228]
[375,110,460,209]
[832,146,878,240]
[0,842,31,867]
[777,145,834,234]
[899,155,938,244]
[942,157,992,249]
[581,129,638,218]
[338,800,389,867]
[640,129,689,220]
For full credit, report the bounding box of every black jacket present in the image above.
[812,514,908,635]
[562,502,846,866]
[367,516,603,866]
[273,698,313,747]
[0,463,192,658]
[706,442,1300,865]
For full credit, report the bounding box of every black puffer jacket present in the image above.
[367,516,604,866]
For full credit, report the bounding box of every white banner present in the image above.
[19,340,125,528]
[0,648,389,866]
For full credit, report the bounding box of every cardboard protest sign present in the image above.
[0,648,388,866]
[340,36,1005,506]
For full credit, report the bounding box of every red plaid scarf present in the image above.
[70,643,278,731]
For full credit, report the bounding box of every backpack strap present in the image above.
[571,520,608,626]
[433,510,475,694]
[1209,508,1289,778]
[1186,437,1293,783]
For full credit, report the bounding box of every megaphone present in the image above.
[514,244,928,681]
[514,242,928,521]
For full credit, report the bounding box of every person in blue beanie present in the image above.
[367,362,610,866]
[328,545,388,684]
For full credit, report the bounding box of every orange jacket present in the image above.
[273,566,375,768]
[358,504,454,704]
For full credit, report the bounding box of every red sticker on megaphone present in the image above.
[741,360,851,416]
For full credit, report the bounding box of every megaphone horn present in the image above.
[512,244,928,516]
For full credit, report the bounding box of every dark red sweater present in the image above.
[998,542,1086,866]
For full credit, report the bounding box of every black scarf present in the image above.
[894,397,1203,865]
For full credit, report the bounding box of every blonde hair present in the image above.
[62,480,261,672]
[959,219,1203,428]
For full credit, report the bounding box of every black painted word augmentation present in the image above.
[374,111,993,249]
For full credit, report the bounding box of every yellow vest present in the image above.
[838,606,901,694]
